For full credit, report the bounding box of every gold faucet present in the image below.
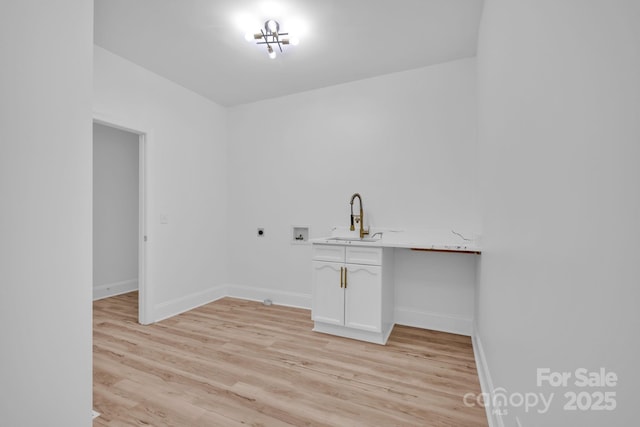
[350,193,369,239]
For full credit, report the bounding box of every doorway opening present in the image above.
[92,117,150,324]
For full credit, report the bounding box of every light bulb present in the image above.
[290,37,300,46]
[244,33,253,42]
[268,46,276,59]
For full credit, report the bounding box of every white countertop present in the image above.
[310,228,481,254]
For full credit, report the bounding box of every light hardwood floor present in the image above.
[93,292,488,426]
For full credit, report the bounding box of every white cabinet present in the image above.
[312,244,394,344]
[343,264,382,332]
[312,261,344,326]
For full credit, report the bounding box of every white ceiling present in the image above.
[94,0,484,107]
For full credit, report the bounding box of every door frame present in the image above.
[93,112,153,325]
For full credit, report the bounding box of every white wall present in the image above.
[476,1,640,426]
[93,123,139,299]
[0,1,93,426]
[228,58,479,331]
[93,46,229,320]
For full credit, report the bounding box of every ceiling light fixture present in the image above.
[246,20,297,58]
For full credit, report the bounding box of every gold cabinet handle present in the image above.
[340,266,344,288]
[344,267,347,289]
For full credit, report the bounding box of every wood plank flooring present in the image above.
[93,292,488,426]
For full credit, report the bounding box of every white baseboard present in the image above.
[151,284,309,323]
[226,284,312,310]
[150,286,472,344]
[93,279,138,301]
[472,331,503,427]
[395,306,473,336]
[153,285,228,322]
[313,321,394,345]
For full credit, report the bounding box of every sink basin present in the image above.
[326,237,381,243]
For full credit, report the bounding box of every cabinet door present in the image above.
[312,261,345,326]
[344,264,382,332]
